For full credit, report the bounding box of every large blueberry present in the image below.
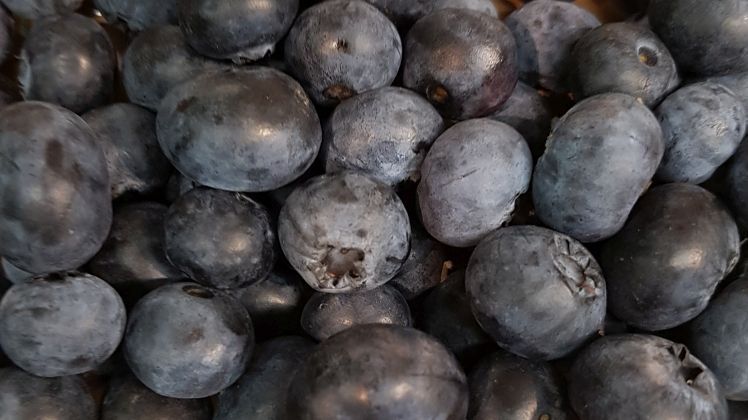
[1,0,82,19]
[102,374,212,420]
[0,367,96,420]
[388,224,448,300]
[488,81,554,159]
[94,0,177,31]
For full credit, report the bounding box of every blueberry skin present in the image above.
[88,202,182,307]
[403,8,518,120]
[157,68,322,192]
[164,188,276,290]
[489,81,554,159]
[179,0,297,62]
[285,0,401,106]
[655,82,746,184]
[728,141,748,227]
[569,334,728,420]
[466,225,606,360]
[287,324,468,419]
[600,184,740,331]
[364,0,496,28]
[124,282,254,398]
[0,367,96,420]
[0,258,33,283]
[388,224,448,300]
[0,6,13,64]
[83,103,172,199]
[0,272,126,377]
[122,25,228,111]
[1,0,82,20]
[215,336,314,420]
[94,0,177,31]
[235,268,308,338]
[102,374,212,420]
[418,119,532,247]
[301,284,411,341]
[0,102,112,273]
[19,14,115,114]
[165,172,201,203]
[707,72,748,113]
[506,0,599,93]
[322,86,444,185]
[468,351,567,420]
[278,172,411,293]
[532,93,664,242]
[649,0,748,76]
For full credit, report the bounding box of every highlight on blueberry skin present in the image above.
[0,367,97,420]
[94,0,178,31]
[1,0,83,20]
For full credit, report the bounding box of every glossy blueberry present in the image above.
[287,324,468,419]
[489,81,554,159]
[157,67,322,192]
[285,0,401,106]
[102,374,212,420]
[532,93,664,242]
[19,14,115,114]
[388,224,448,300]
[124,282,254,398]
[94,0,177,31]
[600,184,740,331]
[728,141,748,227]
[235,273,307,340]
[418,119,532,247]
[1,0,82,19]
[322,87,444,185]
[0,271,126,377]
[0,102,112,273]
[569,334,728,420]
[0,258,33,284]
[0,367,96,420]
[403,8,518,120]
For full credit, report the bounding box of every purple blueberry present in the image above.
[0,367,96,420]
[102,374,212,420]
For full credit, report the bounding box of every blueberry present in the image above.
[506,0,600,93]
[569,334,728,419]
[728,141,748,227]
[466,225,606,360]
[0,271,126,377]
[164,188,276,290]
[532,93,664,242]
[1,0,82,20]
[278,172,411,293]
[418,119,532,247]
[215,336,314,420]
[285,0,401,106]
[655,82,746,183]
[178,0,298,62]
[0,367,96,420]
[0,6,13,64]
[88,202,182,307]
[102,374,212,420]
[287,324,468,419]
[0,258,33,284]
[124,282,254,398]
[403,8,518,120]
[321,86,444,185]
[488,81,554,159]
[83,103,172,199]
[94,0,177,31]
[469,351,567,420]
[388,224,448,300]
[19,14,116,114]
[165,172,201,203]
[707,72,748,113]
[649,0,748,76]
[729,401,748,419]
[157,67,322,192]
[122,25,228,111]
[600,183,740,331]
[571,22,679,107]
[0,102,112,273]
[363,0,496,29]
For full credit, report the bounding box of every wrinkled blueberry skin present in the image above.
[389,224,448,300]
[418,119,532,247]
[94,0,177,31]
[690,279,748,400]
[569,334,728,420]
[600,184,740,331]
[649,0,748,76]
[489,81,554,159]
[0,367,96,420]
[287,324,468,420]
[403,8,518,120]
[532,93,664,242]
[84,103,172,199]
[0,258,33,283]
[364,0,496,29]
[0,102,112,273]
[507,0,599,93]
[122,25,228,111]
[179,0,297,62]
[165,188,276,290]
[571,22,679,107]
[469,351,567,420]
[215,336,314,420]
[466,225,606,360]
[1,0,82,20]
[19,14,115,114]
[728,141,748,227]
[124,282,254,398]
[322,87,444,185]
[88,202,182,307]
[0,272,126,377]
[157,68,322,192]
[278,172,411,293]
[655,82,746,183]
[301,284,412,341]
[285,0,401,106]
[707,72,748,112]
[102,374,212,420]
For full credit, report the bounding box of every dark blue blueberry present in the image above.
[728,141,748,228]
[94,0,178,31]
[489,81,554,159]
[364,0,496,29]
[102,374,212,420]
[388,224,448,300]
[1,0,82,19]
[0,367,96,420]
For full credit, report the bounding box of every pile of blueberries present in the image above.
[0,0,748,418]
